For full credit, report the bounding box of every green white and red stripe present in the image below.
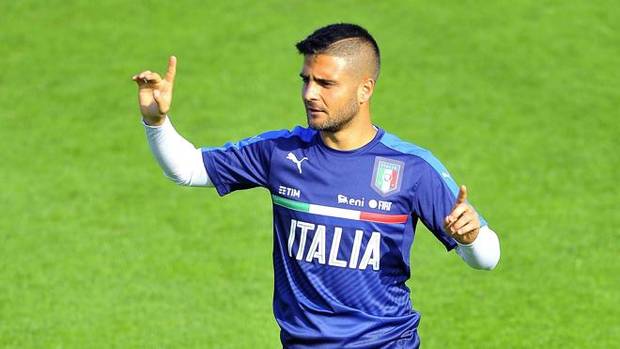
[272,195,408,224]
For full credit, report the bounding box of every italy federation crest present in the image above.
[371,157,405,196]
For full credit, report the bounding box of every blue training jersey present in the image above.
[201,126,487,348]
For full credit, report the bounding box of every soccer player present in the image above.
[133,23,500,348]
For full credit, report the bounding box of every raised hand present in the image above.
[132,56,177,125]
[444,185,481,244]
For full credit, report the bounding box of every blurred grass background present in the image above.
[1,0,618,347]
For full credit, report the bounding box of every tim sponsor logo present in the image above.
[279,185,300,199]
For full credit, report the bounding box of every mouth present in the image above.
[306,106,326,115]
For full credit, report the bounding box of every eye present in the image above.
[318,80,335,88]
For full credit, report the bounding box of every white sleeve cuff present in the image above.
[143,116,212,187]
[455,225,500,270]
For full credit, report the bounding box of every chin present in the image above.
[308,121,341,133]
[308,123,323,131]
[307,115,325,130]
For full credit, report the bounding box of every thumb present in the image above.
[456,185,468,205]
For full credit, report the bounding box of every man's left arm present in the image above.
[444,185,500,270]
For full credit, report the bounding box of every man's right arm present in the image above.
[143,115,212,187]
[133,56,212,187]
[133,56,273,192]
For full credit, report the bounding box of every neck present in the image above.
[319,108,377,151]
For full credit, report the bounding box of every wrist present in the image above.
[143,115,167,126]
[455,228,480,246]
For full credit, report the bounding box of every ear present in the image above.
[357,78,375,104]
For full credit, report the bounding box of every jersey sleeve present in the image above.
[201,132,279,196]
[412,158,488,251]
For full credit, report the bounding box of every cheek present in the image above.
[326,87,356,108]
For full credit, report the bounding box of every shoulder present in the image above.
[378,130,449,176]
[269,125,317,143]
[251,125,316,146]
[378,130,461,197]
[206,126,317,152]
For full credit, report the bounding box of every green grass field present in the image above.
[1,0,618,347]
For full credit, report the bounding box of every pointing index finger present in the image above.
[165,56,177,83]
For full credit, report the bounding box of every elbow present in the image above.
[478,245,500,271]
[161,163,211,187]
[164,167,211,187]
[457,226,501,271]
[487,252,500,270]
[474,254,500,271]
[473,235,500,271]
[165,171,193,186]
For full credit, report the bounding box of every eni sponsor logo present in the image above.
[337,194,365,207]
[337,194,393,212]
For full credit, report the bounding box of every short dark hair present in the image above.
[296,23,381,79]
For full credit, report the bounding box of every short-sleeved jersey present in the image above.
[202,126,486,348]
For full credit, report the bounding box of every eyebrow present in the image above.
[299,73,336,85]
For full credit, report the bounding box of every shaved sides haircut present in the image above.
[296,23,381,80]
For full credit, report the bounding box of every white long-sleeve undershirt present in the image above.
[455,225,500,270]
[143,116,500,270]
[143,116,212,187]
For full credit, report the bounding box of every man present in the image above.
[133,23,500,348]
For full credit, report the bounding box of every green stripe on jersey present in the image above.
[272,194,310,212]
[271,195,408,224]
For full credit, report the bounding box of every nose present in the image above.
[302,81,319,102]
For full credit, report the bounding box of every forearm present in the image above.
[143,116,212,187]
[455,225,500,270]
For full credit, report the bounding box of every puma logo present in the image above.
[286,152,308,174]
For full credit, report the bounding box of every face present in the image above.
[300,54,360,132]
